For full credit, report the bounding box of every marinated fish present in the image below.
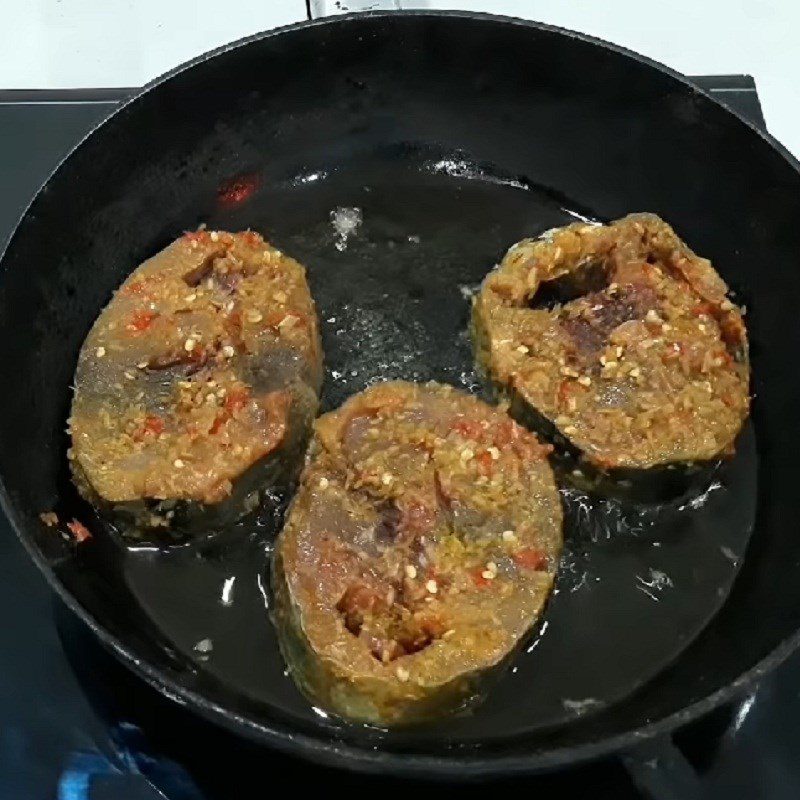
[472,214,749,476]
[69,230,322,535]
[273,381,562,725]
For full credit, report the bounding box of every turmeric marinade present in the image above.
[472,214,750,476]
[273,381,562,725]
[69,230,322,536]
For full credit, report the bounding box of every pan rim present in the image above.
[1,7,797,778]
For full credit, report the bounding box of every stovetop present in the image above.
[0,77,796,800]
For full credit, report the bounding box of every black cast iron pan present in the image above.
[1,9,799,795]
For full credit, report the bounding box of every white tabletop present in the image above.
[1,1,798,156]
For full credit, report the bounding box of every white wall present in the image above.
[1,1,798,155]
[0,1,301,88]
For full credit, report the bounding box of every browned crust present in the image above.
[69,230,321,529]
[472,213,750,470]
[273,381,563,725]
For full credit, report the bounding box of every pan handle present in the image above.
[621,736,708,800]
[308,1,404,19]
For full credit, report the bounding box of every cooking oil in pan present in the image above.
[115,153,756,745]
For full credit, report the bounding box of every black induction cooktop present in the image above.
[0,77,796,800]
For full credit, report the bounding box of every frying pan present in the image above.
[1,7,799,796]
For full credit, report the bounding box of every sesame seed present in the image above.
[516,345,529,354]
[185,294,196,303]
[487,446,500,460]
[481,570,495,580]
[184,338,196,352]
[461,448,474,461]
[381,472,394,485]
[564,425,578,436]
[698,323,707,333]
[577,375,591,387]
[124,371,135,380]
[487,561,498,573]
[246,310,263,323]
[396,667,410,682]
[274,291,287,303]
[443,629,456,639]
[206,393,216,404]
[95,346,106,357]
[174,459,185,468]
[502,530,516,542]
[318,477,329,489]
[137,361,148,369]
[646,309,662,324]
[222,345,236,358]
[615,346,624,358]
[630,367,641,378]
[560,366,579,377]
[426,579,438,594]
[210,231,219,242]
[405,565,417,579]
